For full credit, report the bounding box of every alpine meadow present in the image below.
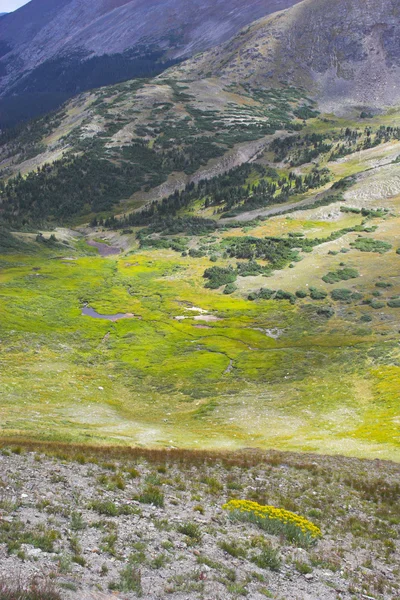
[0,0,399,598]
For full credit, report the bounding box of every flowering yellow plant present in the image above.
[222,499,321,545]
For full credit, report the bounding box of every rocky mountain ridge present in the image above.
[168,0,400,113]
[0,0,301,126]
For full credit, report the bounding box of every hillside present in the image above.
[0,76,314,226]
[0,0,301,127]
[0,445,399,599]
[169,0,400,113]
[1,0,400,463]
[0,3,400,599]
[1,0,400,226]
[0,0,400,462]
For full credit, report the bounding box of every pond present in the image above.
[82,306,136,321]
[87,240,121,257]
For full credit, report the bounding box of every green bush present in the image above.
[322,268,359,284]
[375,282,392,288]
[259,288,275,300]
[88,500,137,516]
[360,314,372,323]
[138,486,164,508]
[351,238,392,254]
[203,266,237,289]
[295,290,308,298]
[331,289,352,301]
[251,545,281,571]
[109,565,142,595]
[387,299,400,308]
[310,288,328,300]
[177,522,202,543]
[275,290,296,304]
[223,283,237,295]
[189,249,206,258]
[219,539,247,558]
[371,300,385,309]
[317,307,334,318]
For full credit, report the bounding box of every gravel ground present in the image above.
[0,447,399,600]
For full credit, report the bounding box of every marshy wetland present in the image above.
[1,186,400,460]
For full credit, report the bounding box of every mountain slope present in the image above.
[169,0,400,112]
[0,0,302,127]
[2,0,400,224]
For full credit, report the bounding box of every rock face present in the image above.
[170,0,400,112]
[0,0,301,126]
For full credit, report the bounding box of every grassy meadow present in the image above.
[1,108,400,460]
[1,194,400,460]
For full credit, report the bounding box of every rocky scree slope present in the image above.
[0,447,399,599]
[169,0,400,113]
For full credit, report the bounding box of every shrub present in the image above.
[322,267,359,284]
[259,288,275,300]
[89,500,136,516]
[177,522,202,543]
[317,307,334,318]
[360,314,372,323]
[127,467,140,478]
[219,539,247,558]
[371,300,385,309]
[310,288,328,300]
[387,299,400,308]
[251,544,281,571]
[203,266,237,289]
[138,486,164,507]
[109,565,142,595]
[224,283,237,295]
[331,289,352,301]
[70,512,86,531]
[189,249,206,258]
[351,238,392,254]
[236,260,265,277]
[295,290,308,298]
[274,290,296,304]
[376,282,392,289]
[295,561,313,574]
[222,500,321,547]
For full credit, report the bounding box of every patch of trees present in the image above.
[203,266,237,289]
[222,167,330,217]
[138,235,188,253]
[271,126,400,167]
[223,227,356,269]
[103,165,268,230]
[270,134,332,166]
[350,237,392,254]
[0,143,167,226]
